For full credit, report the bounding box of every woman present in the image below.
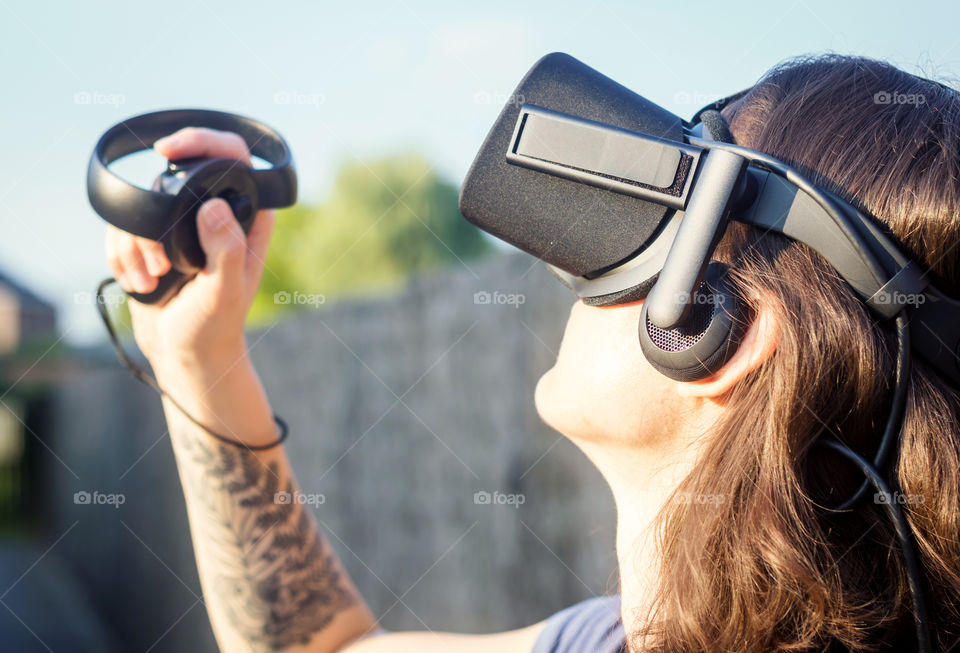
[104,54,960,651]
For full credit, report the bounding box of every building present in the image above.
[0,270,57,355]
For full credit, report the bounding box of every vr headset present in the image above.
[459,52,960,388]
[460,52,947,651]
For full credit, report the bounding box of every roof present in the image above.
[0,269,55,313]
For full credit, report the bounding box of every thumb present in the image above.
[195,198,246,289]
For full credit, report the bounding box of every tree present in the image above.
[249,154,490,324]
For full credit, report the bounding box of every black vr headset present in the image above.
[460,53,950,651]
[460,52,960,389]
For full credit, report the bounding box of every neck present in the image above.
[573,421,711,640]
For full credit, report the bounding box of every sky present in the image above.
[2,0,959,343]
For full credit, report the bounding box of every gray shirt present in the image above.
[530,595,626,652]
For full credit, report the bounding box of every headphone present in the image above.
[635,110,746,382]
[87,109,298,304]
[638,259,746,382]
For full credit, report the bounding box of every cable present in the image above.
[819,437,932,653]
[833,314,911,509]
[817,313,927,650]
[95,278,288,451]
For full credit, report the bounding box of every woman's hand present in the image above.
[104,127,275,380]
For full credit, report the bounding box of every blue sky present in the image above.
[2,0,959,342]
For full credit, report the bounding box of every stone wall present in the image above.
[41,251,618,651]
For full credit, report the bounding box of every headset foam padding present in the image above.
[579,272,660,306]
[698,109,735,144]
[638,262,747,381]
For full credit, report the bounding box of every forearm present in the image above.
[155,350,376,652]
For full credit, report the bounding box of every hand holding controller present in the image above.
[88,109,297,305]
[94,119,296,449]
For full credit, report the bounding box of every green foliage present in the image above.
[249,154,490,324]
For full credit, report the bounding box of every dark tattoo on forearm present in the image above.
[178,430,356,650]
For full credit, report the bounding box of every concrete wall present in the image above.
[41,251,618,652]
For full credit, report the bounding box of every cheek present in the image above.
[535,301,665,441]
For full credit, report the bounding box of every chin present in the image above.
[535,299,650,443]
[534,364,568,434]
[533,366,555,425]
[534,364,590,441]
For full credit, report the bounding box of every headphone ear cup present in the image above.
[638,262,748,382]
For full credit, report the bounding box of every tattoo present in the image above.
[178,430,355,650]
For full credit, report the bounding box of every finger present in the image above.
[154,127,252,166]
[243,209,275,283]
[193,198,246,299]
[116,232,158,294]
[135,236,171,277]
[105,227,129,290]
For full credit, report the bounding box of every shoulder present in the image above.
[530,595,626,653]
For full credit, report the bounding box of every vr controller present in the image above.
[87,109,298,304]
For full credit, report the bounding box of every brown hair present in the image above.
[639,55,960,651]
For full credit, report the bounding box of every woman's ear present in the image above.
[676,306,778,399]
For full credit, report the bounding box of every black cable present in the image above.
[817,312,931,651]
[832,315,911,510]
[819,437,933,653]
[95,278,288,451]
